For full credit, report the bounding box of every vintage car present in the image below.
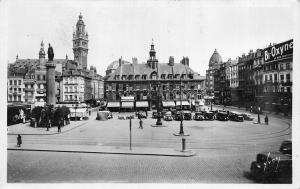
[279,139,292,155]
[216,111,229,121]
[174,111,184,121]
[204,111,216,120]
[163,111,173,121]
[193,111,205,121]
[250,140,292,183]
[107,111,113,119]
[137,111,147,119]
[229,111,244,122]
[241,113,254,121]
[183,111,192,120]
[152,111,158,119]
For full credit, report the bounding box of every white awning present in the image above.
[175,101,190,106]
[121,102,134,108]
[107,102,120,108]
[136,101,149,107]
[162,101,175,107]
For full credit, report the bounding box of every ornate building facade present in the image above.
[7,13,104,106]
[206,39,293,115]
[104,42,206,111]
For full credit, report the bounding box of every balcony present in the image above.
[281,81,292,86]
[24,88,35,92]
[24,95,34,99]
[24,79,35,84]
[37,89,46,93]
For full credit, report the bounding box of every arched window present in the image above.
[151,72,157,80]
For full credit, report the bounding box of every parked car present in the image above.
[229,111,244,122]
[137,111,147,119]
[241,113,254,121]
[279,139,292,155]
[204,111,216,120]
[174,111,184,121]
[107,111,113,119]
[152,111,158,119]
[193,111,205,121]
[250,140,292,183]
[216,111,229,121]
[183,111,192,120]
[163,111,173,121]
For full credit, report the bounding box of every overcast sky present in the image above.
[4,0,297,76]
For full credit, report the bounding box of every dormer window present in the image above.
[168,74,173,79]
[142,75,147,80]
[128,75,133,80]
[151,72,157,80]
[122,75,126,80]
[161,74,165,79]
[135,75,140,80]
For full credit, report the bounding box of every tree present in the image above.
[31,106,44,127]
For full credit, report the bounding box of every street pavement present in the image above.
[7,107,292,183]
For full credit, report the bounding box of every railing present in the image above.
[24,88,35,92]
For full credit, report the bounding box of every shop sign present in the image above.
[264,39,293,63]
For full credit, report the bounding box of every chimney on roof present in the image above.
[169,56,174,66]
[180,56,189,66]
[16,54,19,60]
[119,56,122,67]
[132,57,138,65]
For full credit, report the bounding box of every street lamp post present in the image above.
[174,77,189,136]
[156,82,162,126]
[257,106,261,124]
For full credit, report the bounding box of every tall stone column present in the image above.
[46,61,56,105]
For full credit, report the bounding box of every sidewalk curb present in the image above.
[7,121,88,136]
[7,147,196,157]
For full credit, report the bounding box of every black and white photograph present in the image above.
[1,0,299,188]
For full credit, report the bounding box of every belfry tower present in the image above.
[147,39,158,69]
[73,12,89,70]
[39,41,46,69]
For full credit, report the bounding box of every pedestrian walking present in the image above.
[46,121,49,131]
[265,114,269,125]
[139,118,143,129]
[17,134,22,147]
[58,120,62,133]
[250,106,253,113]
[146,111,148,118]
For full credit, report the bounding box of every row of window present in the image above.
[9,79,22,86]
[115,74,194,81]
[264,86,292,93]
[64,95,83,101]
[264,73,291,83]
[64,86,79,93]
[8,95,21,101]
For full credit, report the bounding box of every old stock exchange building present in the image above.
[104,42,206,112]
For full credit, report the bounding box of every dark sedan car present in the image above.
[174,111,184,121]
[229,111,244,122]
[183,111,192,120]
[204,111,216,120]
[216,111,229,121]
[250,140,292,183]
[152,111,158,119]
[193,112,205,121]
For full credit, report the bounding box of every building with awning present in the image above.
[107,102,120,108]
[121,101,134,108]
[135,101,149,108]
[175,101,190,106]
[120,96,135,111]
[162,101,175,107]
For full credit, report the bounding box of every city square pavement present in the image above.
[7,106,292,182]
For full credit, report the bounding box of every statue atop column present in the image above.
[47,43,54,61]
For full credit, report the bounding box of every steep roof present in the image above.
[209,49,223,66]
[106,62,202,81]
